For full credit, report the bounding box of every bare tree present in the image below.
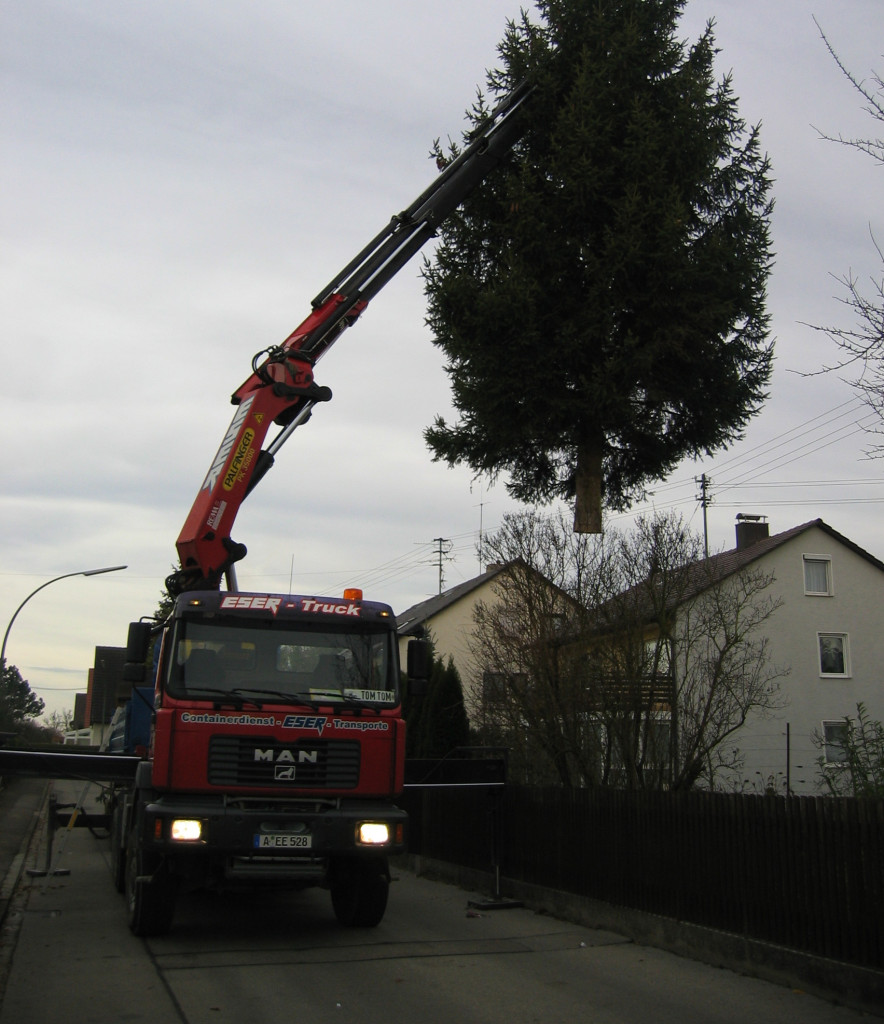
[667,562,789,789]
[44,707,75,733]
[468,511,788,790]
[806,21,884,452]
[469,509,603,786]
[583,514,704,789]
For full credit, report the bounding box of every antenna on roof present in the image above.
[473,483,492,574]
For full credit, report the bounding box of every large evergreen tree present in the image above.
[423,0,774,530]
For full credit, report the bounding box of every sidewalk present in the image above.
[0,779,181,1023]
[0,776,47,924]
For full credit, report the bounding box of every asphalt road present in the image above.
[0,776,46,908]
[0,780,870,1023]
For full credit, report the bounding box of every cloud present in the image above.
[2,0,882,719]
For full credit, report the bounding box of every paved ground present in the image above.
[0,776,47,913]
[1,779,876,1023]
[0,774,48,1005]
[1,778,876,1019]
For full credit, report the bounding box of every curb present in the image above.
[0,786,49,1009]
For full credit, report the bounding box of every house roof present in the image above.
[396,519,883,638]
[705,518,884,583]
[545,517,883,640]
[608,518,884,626]
[396,562,513,637]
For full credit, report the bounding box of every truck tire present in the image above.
[125,830,177,937]
[330,857,389,928]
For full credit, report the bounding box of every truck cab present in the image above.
[112,588,421,936]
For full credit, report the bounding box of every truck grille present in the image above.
[208,736,360,789]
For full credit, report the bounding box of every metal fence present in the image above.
[399,785,884,970]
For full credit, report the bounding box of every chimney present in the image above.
[735,514,769,550]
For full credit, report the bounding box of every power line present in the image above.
[242,398,879,598]
[716,497,884,507]
[715,417,876,492]
[642,398,869,497]
[609,397,877,524]
[703,399,867,481]
[737,479,883,488]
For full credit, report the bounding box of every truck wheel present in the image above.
[330,857,389,927]
[125,831,177,937]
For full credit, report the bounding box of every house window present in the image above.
[822,721,849,765]
[482,673,507,704]
[818,633,850,677]
[482,671,528,704]
[644,638,671,674]
[803,555,832,595]
[543,612,568,636]
[644,719,671,767]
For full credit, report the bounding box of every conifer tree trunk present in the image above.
[573,442,602,534]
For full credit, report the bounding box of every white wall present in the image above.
[728,526,884,794]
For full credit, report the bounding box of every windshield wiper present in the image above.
[230,688,339,711]
[223,688,385,714]
[184,688,263,709]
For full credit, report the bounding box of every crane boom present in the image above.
[171,80,532,594]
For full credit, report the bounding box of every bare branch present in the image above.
[467,511,787,790]
[806,21,884,454]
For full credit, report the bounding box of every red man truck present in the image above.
[101,80,531,935]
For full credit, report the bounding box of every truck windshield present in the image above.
[166,619,398,707]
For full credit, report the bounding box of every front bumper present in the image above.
[140,794,407,882]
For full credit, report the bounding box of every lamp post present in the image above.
[0,564,128,670]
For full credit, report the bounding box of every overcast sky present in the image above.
[2,0,882,720]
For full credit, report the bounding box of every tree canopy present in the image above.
[0,659,45,732]
[405,646,470,759]
[423,0,774,529]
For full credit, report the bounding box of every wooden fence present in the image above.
[399,785,884,970]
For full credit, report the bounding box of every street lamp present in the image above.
[0,565,128,670]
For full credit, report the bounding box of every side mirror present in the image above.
[126,621,152,662]
[123,621,153,683]
[406,638,431,697]
[122,662,145,683]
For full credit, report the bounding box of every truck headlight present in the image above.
[356,822,389,846]
[170,818,203,842]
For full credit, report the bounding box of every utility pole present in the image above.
[432,537,453,594]
[695,474,712,559]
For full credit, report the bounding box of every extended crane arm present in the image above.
[171,80,532,595]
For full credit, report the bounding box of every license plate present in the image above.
[254,833,312,850]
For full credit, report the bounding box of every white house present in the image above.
[396,562,512,703]
[397,518,884,795]
[707,517,884,794]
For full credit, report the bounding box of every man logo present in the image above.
[254,748,319,763]
[255,747,319,783]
